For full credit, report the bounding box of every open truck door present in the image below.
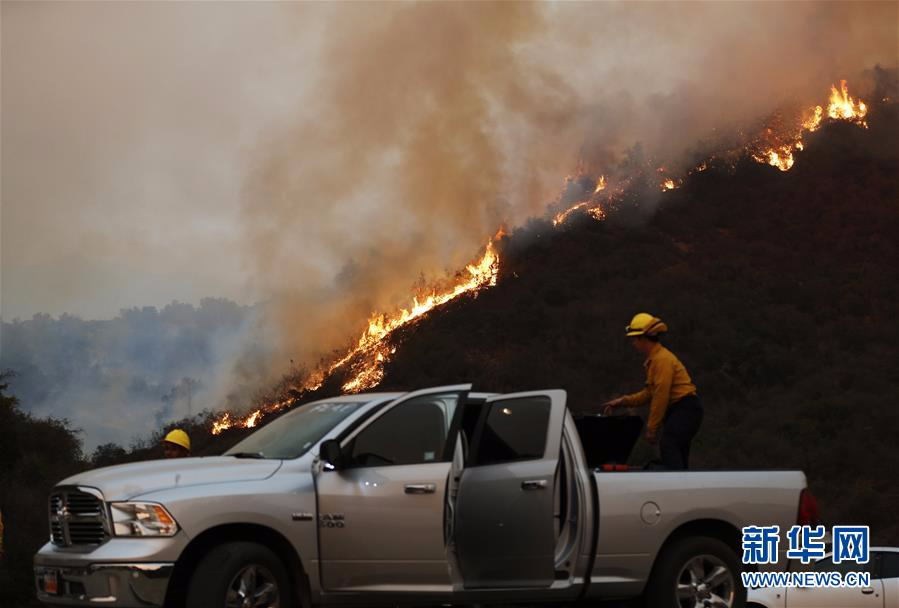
[449,390,568,589]
[316,384,470,592]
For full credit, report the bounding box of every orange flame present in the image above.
[802,105,824,132]
[827,79,867,126]
[210,232,502,434]
[553,201,590,226]
[553,174,613,226]
[754,80,868,172]
[211,412,232,435]
[753,145,795,172]
[211,79,874,436]
[335,235,500,393]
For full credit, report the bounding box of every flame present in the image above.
[244,411,261,428]
[753,80,868,172]
[553,174,615,226]
[211,395,297,435]
[753,145,795,172]
[211,79,876,436]
[827,79,867,126]
[587,207,606,221]
[210,232,502,434]
[334,234,500,392]
[802,105,824,132]
[553,201,590,226]
[211,412,232,435]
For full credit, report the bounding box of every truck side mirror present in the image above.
[319,439,343,470]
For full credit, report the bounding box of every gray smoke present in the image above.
[241,1,896,369]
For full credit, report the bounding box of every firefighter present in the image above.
[162,428,191,459]
[602,313,702,470]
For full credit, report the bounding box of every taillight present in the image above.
[797,488,820,526]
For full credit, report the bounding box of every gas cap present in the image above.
[641,501,661,525]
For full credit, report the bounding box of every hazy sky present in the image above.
[3,1,896,339]
[2,2,322,319]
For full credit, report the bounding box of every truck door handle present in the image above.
[861,588,874,594]
[521,479,547,490]
[404,483,436,494]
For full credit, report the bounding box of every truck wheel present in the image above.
[186,541,296,608]
[645,536,746,608]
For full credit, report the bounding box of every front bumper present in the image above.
[34,562,173,607]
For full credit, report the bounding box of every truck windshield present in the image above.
[224,401,366,459]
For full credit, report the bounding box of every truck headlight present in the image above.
[109,502,179,537]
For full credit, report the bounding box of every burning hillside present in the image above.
[550,81,873,226]
[211,79,882,435]
[212,232,502,434]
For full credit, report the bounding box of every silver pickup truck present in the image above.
[34,385,818,608]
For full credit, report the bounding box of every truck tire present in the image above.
[186,541,296,608]
[644,536,746,608]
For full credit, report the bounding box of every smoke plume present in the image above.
[242,1,897,373]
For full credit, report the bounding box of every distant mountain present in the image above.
[0,298,265,449]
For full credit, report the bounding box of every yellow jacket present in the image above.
[620,343,697,432]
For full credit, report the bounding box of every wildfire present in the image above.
[334,234,500,393]
[827,79,867,126]
[553,201,590,226]
[211,395,296,435]
[211,412,232,435]
[210,232,502,435]
[754,146,795,172]
[210,79,877,437]
[802,105,824,132]
[753,80,868,171]
[587,207,606,221]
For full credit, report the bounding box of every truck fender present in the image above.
[165,523,311,608]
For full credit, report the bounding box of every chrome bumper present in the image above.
[34,562,173,607]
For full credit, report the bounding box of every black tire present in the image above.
[186,541,296,608]
[644,536,746,608]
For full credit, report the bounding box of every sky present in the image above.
[2,2,320,320]
[3,0,897,371]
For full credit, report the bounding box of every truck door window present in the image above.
[471,396,551,466]
[813,555,874,576]
[346,395,459,467]
[879,552,899,579]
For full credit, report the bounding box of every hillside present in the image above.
[370,105,899,542]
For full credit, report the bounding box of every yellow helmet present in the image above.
[625,313,668,337]
[163,429,191,451]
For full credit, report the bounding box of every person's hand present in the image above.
[601,397,625,415]
[644,428,658,444]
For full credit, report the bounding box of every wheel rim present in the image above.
[674,553,735,608]
[225,564,280,608]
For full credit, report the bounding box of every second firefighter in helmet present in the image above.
[602,313,702,470]
[162,428,191,459]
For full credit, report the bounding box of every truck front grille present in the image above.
[48,488,109,547]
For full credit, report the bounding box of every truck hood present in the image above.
[58,457,283,501]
